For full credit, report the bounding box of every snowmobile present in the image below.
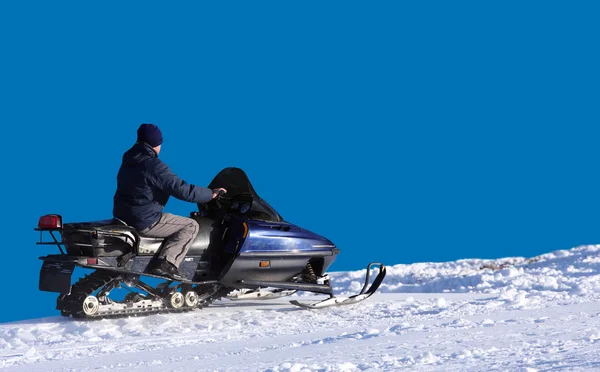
[35,167,386,318]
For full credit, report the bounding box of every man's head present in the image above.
[137,123,163,154]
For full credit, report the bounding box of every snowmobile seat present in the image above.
[62,217,214,257]
[65,219,165,257]
[62,219,136,257]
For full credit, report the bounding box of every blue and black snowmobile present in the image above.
[36,167,386,318]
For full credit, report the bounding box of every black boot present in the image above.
[149,258,186,281]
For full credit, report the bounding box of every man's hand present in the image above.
[212,188,227,199]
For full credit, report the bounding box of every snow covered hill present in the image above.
[2,245,600,371]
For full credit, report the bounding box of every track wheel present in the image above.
[184,291,199,307]
[169,292,184,309]
[82,296,100,316]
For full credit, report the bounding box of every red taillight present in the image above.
[87,258,98,265]
[38,214,62,229]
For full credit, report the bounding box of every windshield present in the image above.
[205,167,284,222]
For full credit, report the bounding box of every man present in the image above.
[113,123,226,280]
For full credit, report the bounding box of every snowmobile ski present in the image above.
[228,288,297,300]
[290,262,386,309]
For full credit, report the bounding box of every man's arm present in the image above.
[149,161,214,203]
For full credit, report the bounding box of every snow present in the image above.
[1,244,600,371]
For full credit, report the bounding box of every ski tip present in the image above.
[289,299,320,309]
[289,300,310,308]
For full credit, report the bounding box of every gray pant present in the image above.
[139,213,200,267]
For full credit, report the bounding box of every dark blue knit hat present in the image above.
[137,123,163,147]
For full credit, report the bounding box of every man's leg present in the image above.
[139,213,200,268]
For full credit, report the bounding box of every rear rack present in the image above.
[35,227,140,256]
[35,228,66,254]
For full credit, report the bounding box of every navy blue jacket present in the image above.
[113,142,214,230]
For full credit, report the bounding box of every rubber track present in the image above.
[57,270,229,319]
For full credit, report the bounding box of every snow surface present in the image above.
[2,245,600,371]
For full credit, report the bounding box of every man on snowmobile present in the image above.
[113,123,226,280]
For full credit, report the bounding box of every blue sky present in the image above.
[1,1,599,322]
